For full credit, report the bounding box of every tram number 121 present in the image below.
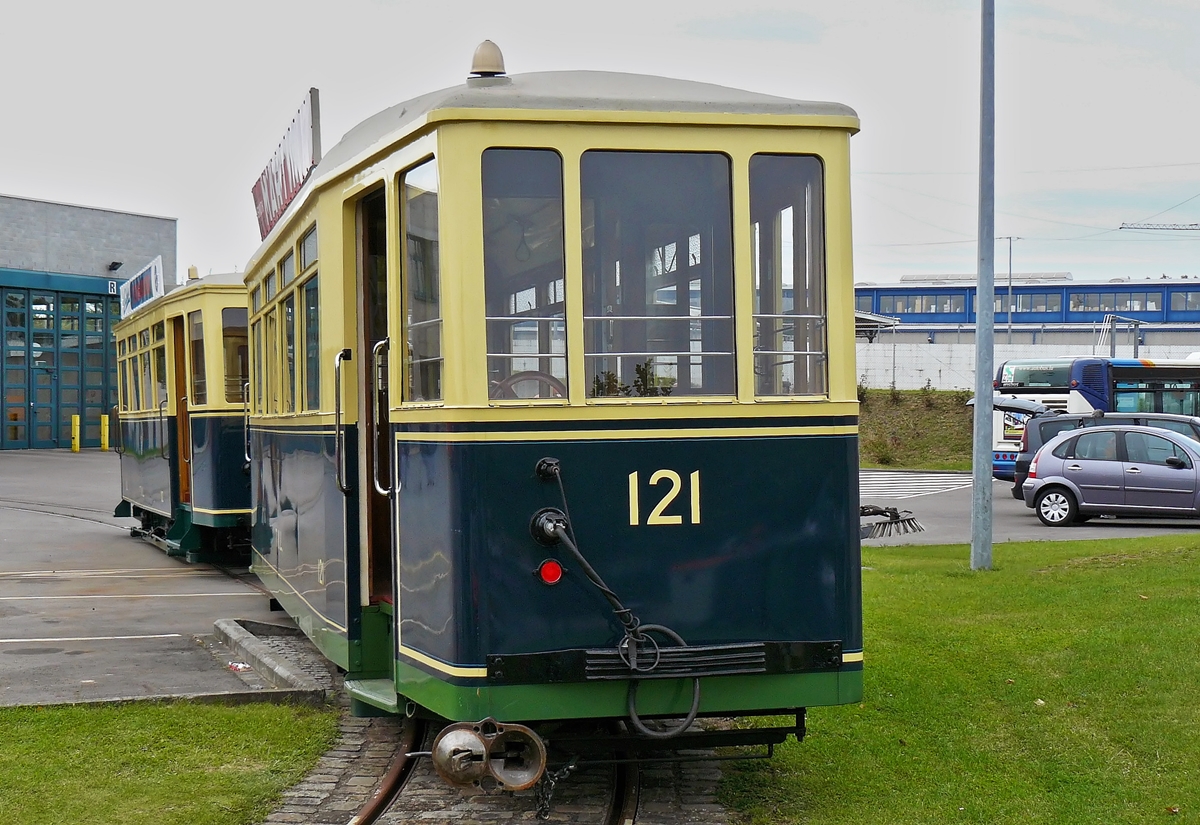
[628,470,701,526]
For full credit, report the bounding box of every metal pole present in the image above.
[1109,315,1117,358]
[971,0,995,571]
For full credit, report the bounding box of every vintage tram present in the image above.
[246,43,862,788]
[113,271,251,563]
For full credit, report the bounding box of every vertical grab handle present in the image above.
[243,382,251,463]
[371,338,391,497]
[158,399,169,460]
[180,397,191,464]
[334,348,353,494]
[112,405,124,456]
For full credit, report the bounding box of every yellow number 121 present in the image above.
[628,470,701,526]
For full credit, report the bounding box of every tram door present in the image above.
[356,189,394,604]
[172,317,192,505]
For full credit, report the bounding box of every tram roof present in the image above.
[320,71,858,174]
[248,71,858,271]
[114,271,245,327]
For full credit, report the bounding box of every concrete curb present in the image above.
[213,618,327,696]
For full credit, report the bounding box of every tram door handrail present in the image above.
[334,348,353,494]
[242,382,252,463]
[371,339,392,497]
[158,399,169,460]
[112,405,124,456]
[179,397,191,464]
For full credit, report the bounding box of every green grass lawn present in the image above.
[858,388,975,470]
[0,701,340,825]
[722,534,1200,824]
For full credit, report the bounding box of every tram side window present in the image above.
[153,345,167,409]
[266,309,278,412]
[132,357,142,410]
[119,360,129,411]
[189,310,207,405]
[140,351,152,409]
[582,151,734,397]
[482,148,566,399]
[750,154,826,396]
[300,226,318,270]
[222,308,248,403]
[252,319,263,412]
[303,276,319,409]
[283,295,296,412]
[280,252,295,286]
[401,159,443,402]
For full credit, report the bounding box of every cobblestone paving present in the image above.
[247,632,734,825]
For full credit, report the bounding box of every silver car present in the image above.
[1022,424,1200,526]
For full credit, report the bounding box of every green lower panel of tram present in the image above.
[389,658,862,722]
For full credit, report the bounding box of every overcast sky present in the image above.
[3,0,1198,284]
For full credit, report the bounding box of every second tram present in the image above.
[113,272,251,562]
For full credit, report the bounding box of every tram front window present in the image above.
[581,151,734,397]
[482,148,566,400]
[222,307,249,403]
[750,154,827,396]
[402,159,443,402]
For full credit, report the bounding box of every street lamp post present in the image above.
[971,0,995,572]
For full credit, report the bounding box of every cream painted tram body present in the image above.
[113,273,250,562]
[244,57,862,765]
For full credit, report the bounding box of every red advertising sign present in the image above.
[119,256,165,318]
[252,88,322,240]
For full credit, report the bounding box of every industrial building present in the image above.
[1,194,176,449]
[854,272,1200,346]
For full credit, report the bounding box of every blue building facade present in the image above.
[1,194,176,449]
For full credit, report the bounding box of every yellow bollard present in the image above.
[71,414,80,452]
[100,415,110,452]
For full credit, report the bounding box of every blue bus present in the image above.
[990,357,1200,478]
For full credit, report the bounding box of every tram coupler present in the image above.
[529,508,568,546]
[430,717,547,792]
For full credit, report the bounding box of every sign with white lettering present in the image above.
[119,256,165,318]
[251,88,322,240]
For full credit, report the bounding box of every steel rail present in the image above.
[346,718,426,825]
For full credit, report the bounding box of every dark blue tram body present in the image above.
[113,273,251,562]
[245,55,864,784]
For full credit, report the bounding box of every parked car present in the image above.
[1021,424,1200,526]
[1010,410,1200,500]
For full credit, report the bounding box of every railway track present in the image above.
[363,722,645,825]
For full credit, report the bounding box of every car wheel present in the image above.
[1035,487,1077,527]
[1011,484,1024,500]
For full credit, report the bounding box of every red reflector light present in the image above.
[537,559,563,585]
[1028,453,1039,479]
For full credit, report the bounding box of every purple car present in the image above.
[1022,424,1200,526]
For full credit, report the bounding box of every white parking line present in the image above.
[0,568,227,579]
[860,470,975,499]
[0,592,260,601]
[0,634,184,644]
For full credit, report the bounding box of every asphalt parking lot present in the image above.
[861,469,1200,546]
[4,455,1199,709]
[0,449,281,707]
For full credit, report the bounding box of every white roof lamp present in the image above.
[469,41,511,87]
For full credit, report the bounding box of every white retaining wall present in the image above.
[855,343,1200,391]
